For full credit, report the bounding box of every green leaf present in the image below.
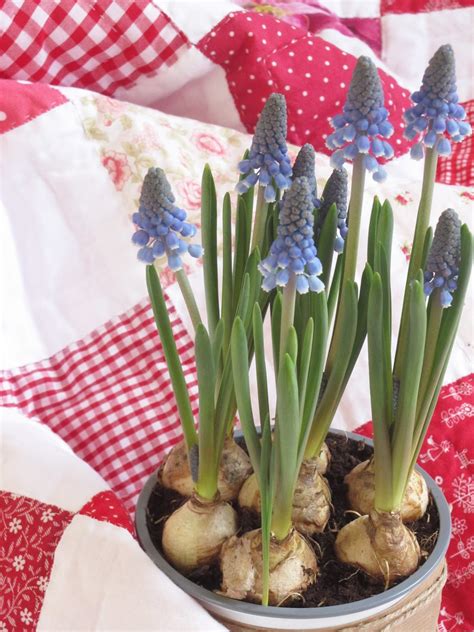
[297,318,314,417]
[273,354,300,541]
[260,417,273,606]
[146,266,197,449]
[318,203,338,288]
[285,326,298,365]
[377,200,394,269]
[375,242,392,388]
[253,305,270,434]
[367,273,393,510]
[231,318,261,479]
[233,197,250,310]
[343,263,373,387]
[211,319,224,381]
[299,292,328,458]
[221,193,233,352]
[327,254,343,325]
[195,324,217,500]
[367,196,382,268]
[391,280,427,506]
[421,227,434,271]
[201,164,219,335]
[271,291,282,379]
[305,281,357,458]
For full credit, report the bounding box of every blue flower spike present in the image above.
[424,208,461,308]
[237,93,292,203]
[132,167,203,270]
[326,56,394,183]
[259,177,324,294]
[292,143,319,209]
[317,168,349,253]
[405,44,472,160]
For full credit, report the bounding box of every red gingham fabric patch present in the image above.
[0,492,74,630]
[197,12,412,158]
[0,296,198,514]
[0,78,67,134]
[79,490,134,535]
[355,373,474,632]
[436,100,474,187]
[0,0,189,96]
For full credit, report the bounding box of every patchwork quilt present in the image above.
[0,1,472,630]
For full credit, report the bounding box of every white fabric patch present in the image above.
[156,0,244,43]
[38,515,225,631]
[382,8,474,102]
[0,410,107,510]
[0,102,147,369]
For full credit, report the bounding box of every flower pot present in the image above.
[135,430,450,631]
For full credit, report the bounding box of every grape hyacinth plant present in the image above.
[133,165,269,573]
[225,204,330,604]
[394,43,471,377]
[337,207,472,585]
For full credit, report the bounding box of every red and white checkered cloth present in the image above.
[0,0,189,96]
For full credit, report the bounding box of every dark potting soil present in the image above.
[145,432,440,607]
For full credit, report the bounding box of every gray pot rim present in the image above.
[135,429,451,622]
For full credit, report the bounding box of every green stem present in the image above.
[271,500,292,542]
[175,269,202,331]
[341,154,366,285]
[393,147,439,378]
[250,186,267,252]
[279,274,297,371]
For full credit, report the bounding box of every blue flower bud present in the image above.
[260,178,324,294]
[132,167,202,268]
[238,93,291,200]
[132,230,150,246]
[404,45,471,156]
[436,137,451,155]
[327,56,394,180]
[424,208,461,307]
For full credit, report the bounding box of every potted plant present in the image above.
[134,46,471,631]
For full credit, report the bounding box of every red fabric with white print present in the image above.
[0,489,134,629]
[1,293,473,628]
[197,11,412,158]
[0,493,74,630]
[355,373,474,632]
[0,0,189,96]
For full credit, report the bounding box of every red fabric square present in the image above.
[79,490,134,535]
[198,11,412,159]
[0,492,74,630]
[0,79,67,134]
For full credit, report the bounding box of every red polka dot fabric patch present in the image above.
[0,79,67,135]
[198,12,412,158]
[79,490,134,535]
[0,492,74,630]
